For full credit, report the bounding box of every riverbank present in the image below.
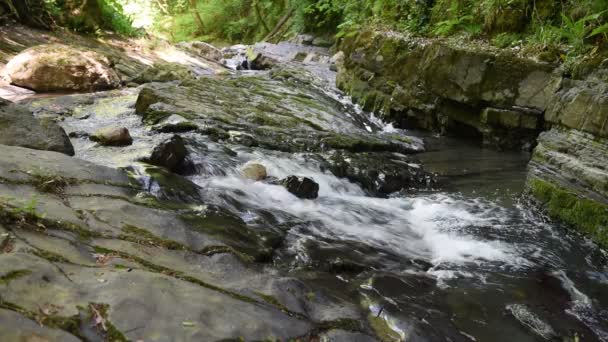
[0,22,607,341]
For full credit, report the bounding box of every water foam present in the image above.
[196,150,520,267]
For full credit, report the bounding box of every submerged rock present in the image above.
[506,304,557,340]
[90,127,133,146]
[241,163,267,181]
[280,176,319,199]
[145,135,190,173]
[0,98,74,156]
[5,44,121,92]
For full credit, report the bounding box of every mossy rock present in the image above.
[528,178,608,247]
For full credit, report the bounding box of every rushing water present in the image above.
[23,44,608,341]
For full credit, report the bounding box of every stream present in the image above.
[20,42,608,342]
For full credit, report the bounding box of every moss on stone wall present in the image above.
[529,178,608,247]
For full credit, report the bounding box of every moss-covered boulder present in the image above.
[5,44,121,92]
[336,29,558,150]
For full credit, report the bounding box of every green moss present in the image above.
[121,224,189,251]
[368,314,402,342]
[529,178,608,247]
[28,172,73,197]
[0,270,31,284]
[31,249,71,264]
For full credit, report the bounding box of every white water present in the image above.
[192,149,525,269]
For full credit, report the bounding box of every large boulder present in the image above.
[5,44,121,92]
[0,98,74,156]
[90,127,133,146]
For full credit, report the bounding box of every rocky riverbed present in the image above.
[0,23,607,342]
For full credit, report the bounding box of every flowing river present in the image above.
[21,42,608,341]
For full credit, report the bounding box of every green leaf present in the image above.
[589,23,608,37]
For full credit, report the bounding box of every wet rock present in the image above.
[506,304,557,340]
[145,135,190,173]
[90,126,133,146]
[5,44,121,92]
[152,114,198,133]
[68,130,90,138]
[320,330,378,342]
[241,163,267,181]
[132,62,194,84]
[136,164,204,203]
[0,98,74,156]
[323,151,432,195]
[246,48,279,70]
[281,176,319,199]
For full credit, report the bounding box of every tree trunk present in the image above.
[254,0,270,33]
[263,5,295,42]
[189,0,205,34]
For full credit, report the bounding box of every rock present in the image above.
[322,151,433,195]
[5,44,121,92]
[145,135,189,173]
[246,48,279,70]
[90,127,133,146]
[152,114,198,133]
[330,51,345,72]
[336,29,558,150]
[312,37,334,48]
[280,176,319,199]
[68,130,90,138]
[526,128,608,247]
[319,330,378,342]
[506,304,557,340]
[0,98,74,156]
[132,62,194,84]
[241,163,267,181]
[0,309,81,342]
[179,41,223,61]
[293,34,315,46]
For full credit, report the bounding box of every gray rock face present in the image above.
[145,135,189,172]
[5,44,121,92]
[336,30,558,150]
[0,144,367,340]
[0,98,74,155]
[524,72,608,247]
[281,176,320,199]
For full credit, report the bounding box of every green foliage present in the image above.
[491,32,522,48]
